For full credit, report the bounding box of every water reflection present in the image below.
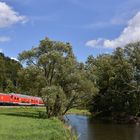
[66,114,140,140]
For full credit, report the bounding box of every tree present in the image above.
[18,37,96,118]
[87,44,140,118]
[124,42,140,115]
[0,53,22,93]
[86,54,116,116]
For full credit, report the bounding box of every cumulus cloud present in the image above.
[0,2,27,28]
[0,36,10,42]
[86,11,140,49]
[11,57,18,61]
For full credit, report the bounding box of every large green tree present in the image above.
[87,42,140,118]
[18,37,96,118]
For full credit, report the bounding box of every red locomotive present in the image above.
[0,93,44,106]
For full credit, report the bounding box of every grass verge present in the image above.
[67,108,91,116]
[0,107,77,140]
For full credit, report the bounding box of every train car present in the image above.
[0,93,44,106]
[0,93,11,105]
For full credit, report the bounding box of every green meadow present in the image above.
[0,107,76,140]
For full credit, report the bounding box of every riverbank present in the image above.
[93,112,140,124]
[0,107,77,140]
[67,109,140,125]
[67,109,91,116]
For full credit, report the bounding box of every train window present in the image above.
[11,95,13,98]
[14,97,16,100]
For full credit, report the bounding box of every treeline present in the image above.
[86,42,140,119]
[0,53,21,93]
[0,37,140,119]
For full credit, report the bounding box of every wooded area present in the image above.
[0,53,21,93]
[0,37,140,119]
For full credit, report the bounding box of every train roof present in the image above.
[0,93,42,100]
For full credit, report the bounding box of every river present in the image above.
[65,114,140,140]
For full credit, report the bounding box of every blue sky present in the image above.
[0,0,140,62]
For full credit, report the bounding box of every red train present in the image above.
[0,93,44,106]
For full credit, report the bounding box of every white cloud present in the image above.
[0,49,2,52]
[0,36,10,42]
[84,18,127,29]
[86,11,140,49]
[86,38,105,48]
[0,2,27,28]
[11,57,18,61]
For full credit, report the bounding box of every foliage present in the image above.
[0,53,22,93]
[41,86,66,117]
[87,42,140,117]
[18,37,96,118]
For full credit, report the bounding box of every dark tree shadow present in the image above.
[0,111,46,119]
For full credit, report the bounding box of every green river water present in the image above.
[66,114,140,140]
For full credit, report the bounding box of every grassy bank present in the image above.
[0,107,76,140]
[67,108,91,116]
